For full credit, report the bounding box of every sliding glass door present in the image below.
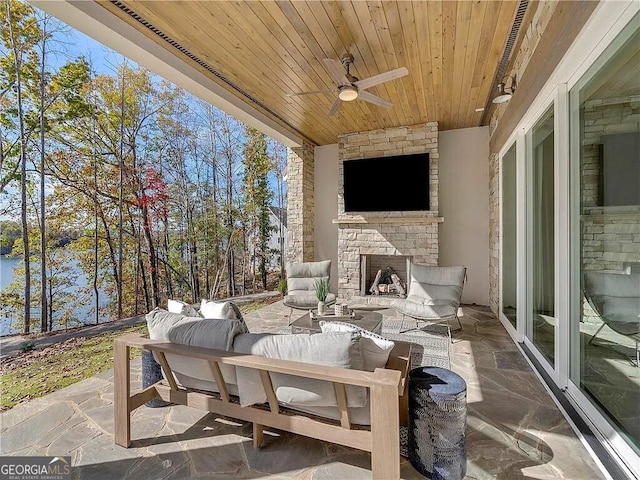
[570,14,640,455]
[527,106,556,366]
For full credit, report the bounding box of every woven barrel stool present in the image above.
[142,351,171,407]
[408,367,467,480]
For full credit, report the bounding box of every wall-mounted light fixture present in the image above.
[492,76,516,104]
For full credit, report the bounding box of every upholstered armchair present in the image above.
[284,260,336,322]
[583,271,640,366]
[392,264,466,342]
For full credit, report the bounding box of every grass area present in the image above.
[0,296,281,411]
[0,324,148,411]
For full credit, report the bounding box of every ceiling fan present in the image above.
[289,54,409,116]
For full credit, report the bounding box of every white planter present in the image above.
[317,301,326,316]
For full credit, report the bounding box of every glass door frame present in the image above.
[522,95,560,383]
[498,132,525,342]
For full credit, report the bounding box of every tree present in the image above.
[2,0,40,333]
[0,220,20,254]
[268,138,287,279]
[243,127,273,290]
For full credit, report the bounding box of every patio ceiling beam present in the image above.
[31,0,305,148]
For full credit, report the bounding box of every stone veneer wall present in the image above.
[286,142,315,263]
[337,122,440,300]
[580,97,640,272]
[487,1,559,313]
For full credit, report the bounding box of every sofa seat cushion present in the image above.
[319,321,395,371]
[284,292,336,308]
[233,331,366,408]
[146,308,244,390]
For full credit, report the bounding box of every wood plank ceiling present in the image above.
[99,1,520,145]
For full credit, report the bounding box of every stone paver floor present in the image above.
[0,302,605,479]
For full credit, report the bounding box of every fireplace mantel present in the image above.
[333,216,444,225]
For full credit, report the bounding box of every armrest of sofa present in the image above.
[384,340,411,425]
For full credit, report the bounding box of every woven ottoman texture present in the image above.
[408,366,467,480]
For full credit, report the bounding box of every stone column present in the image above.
[287,142,315,263]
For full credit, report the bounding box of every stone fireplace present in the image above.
[336,122,442,304]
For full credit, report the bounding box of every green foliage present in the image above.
[19,341,36,352]
[243,127,274,289]
[0,221,21,254]
[277,278,287,296]
[313,278,330,303]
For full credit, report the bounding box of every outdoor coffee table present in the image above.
[291,309,383,334]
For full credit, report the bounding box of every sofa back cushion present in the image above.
[233,331,367,408]
[146,308,244,390]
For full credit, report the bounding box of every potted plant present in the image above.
[313,278,330,316]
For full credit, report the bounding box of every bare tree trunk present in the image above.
[117,67,125,320]
[7,5,31,334]
[141,204,160,308]
[38,19,48,332]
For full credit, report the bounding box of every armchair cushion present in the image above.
[393,264,465,320]
[584,272,640,336]
[284,260,335,310]
[284,292,336,309]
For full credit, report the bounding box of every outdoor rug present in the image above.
[381,319,451,369]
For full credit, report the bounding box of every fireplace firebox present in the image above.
[360,255,412,297]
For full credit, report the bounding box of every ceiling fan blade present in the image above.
[354,67,408,90]
[328,98,343,116]
[323,58,350,85]
[358,91,393,108]
[287,88,336,97]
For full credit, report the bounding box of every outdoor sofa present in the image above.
[113,305,411,479]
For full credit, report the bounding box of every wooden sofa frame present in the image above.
[114,333,411,480]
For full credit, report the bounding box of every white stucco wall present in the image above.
[439,127,490,305]
[314,144,339,294]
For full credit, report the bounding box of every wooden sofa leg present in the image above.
[371,371,400,480]
[253,423,264,448]
[114,340,131,447]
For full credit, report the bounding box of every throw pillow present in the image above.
[167,299,200,317]
[199,299,248,332]
[319,320,395,371]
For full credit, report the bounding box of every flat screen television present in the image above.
[343,153,430,212]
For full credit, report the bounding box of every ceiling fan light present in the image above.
[338,86,358,102]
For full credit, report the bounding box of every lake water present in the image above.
[0,255,109,336]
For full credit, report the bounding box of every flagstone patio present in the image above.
[0,302,605,479]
